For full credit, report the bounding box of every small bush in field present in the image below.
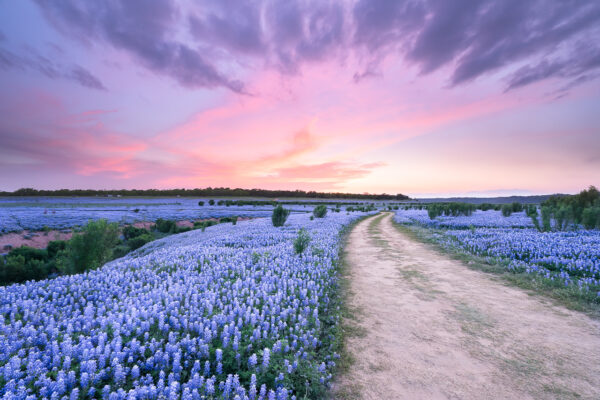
[313,205,328,218]
[198,201,204,206]
[501,204,513,217]
[272,205,290,227]
[293,228,310,254]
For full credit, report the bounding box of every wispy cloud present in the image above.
[0,46,106,90]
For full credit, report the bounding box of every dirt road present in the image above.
[334,213,600,400]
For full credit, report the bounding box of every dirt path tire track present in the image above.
[333,213,600,400]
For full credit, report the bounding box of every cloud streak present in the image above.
[0,46,106,90]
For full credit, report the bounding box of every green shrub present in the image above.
[127,233,154,250]
[123,225,149,240]
[293,228,310,254]
[155,218,176,233]
[582,206,600,229]
[541,206,552,232]
[501,204,513,217]
[0,254,49,284]
[111,244,130,260]
[47,240,67,258]
[511,202,523,212]
[198,201,204,206]
[8,246,48,262]
[208,199,215,205]
[58,219,119,274]
[313,205,328,218]
[272,205,290,227]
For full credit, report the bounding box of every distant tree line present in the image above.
[1,187,410,201]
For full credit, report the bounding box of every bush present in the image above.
[313,205,328,218]
[501,204,513,217]
[8,246,48,262]
[123,225,149,240]
[219,216,238,225]
[127,233,154,250]
[155,218,176,233]
[47,240,67,258]
[58,219,119,274]
[582,207,600,229]
[208,199,215,206]
[293,229,310,254]
[272,205,290,227]
[511,202,523,212]
[0,253,50,284]
[198,201,204,206]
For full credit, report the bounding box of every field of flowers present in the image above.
[1,212,370,398]
[394,209,600,297]
[0,198,316,233]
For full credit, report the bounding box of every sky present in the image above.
[0,0,599,198]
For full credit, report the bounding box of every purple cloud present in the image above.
[32,0,600,93]
[35,0,245,93]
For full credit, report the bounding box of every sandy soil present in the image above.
[333,213,600,400]
[0,230,72,252]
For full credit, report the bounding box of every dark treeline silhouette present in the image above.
[1,187,410,201]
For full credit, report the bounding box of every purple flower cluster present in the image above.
[1,212,370,398]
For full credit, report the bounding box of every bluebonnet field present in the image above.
[1,211,371,399]
[0,198,316,233]
[394,209,600,297]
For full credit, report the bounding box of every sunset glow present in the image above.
[1,1,599,196]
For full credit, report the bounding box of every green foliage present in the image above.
[127,233,154,250]
[123,225,149,240]
[313,204,328,218]
[8,246,48,262]
[511,202,523,212]
[271,205,290,227]
[532,186,600,231]
[293,228,310,254]
[46,240,66,258]
[219,216,238,225]
[58,219,119,274]
[194,220,218,232]
[541,206,552,232]
[428,202,476,219]
[208,199,215,205]
[154,218,177,233]
[582,207,600,229]
[0,247,51,284]
[501,204,513,217]
[478,203,495,211]
[198,201,204,206]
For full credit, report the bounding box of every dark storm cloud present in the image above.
[33,0,600,93]
[0,46,106,90]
